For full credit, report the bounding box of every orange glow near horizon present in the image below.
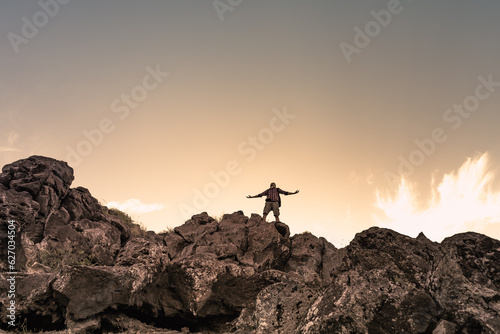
[375,153,500,242]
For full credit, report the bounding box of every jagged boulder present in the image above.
[0,156,77,272]
[51,266,134,325]
[0,156,149,332]
[0,186,41,271]
[0,156,74,217]
[430,232,500,333]
[294,228,500,334]
[61,187,103,222]
[127,211,296,326]
[3,272,64,331]
[283,232,337,285]
[174,211,292,272]
[235,280,317,333]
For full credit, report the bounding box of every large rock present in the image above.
[174,211,292,273]
[0,186,41,271]
[61,187,103,222]
[284,232,337,285]
[295,228,500,334]
[0,156,74,217]
[430,232,500,333]
[5,273,64,330]
[238,281,317,334]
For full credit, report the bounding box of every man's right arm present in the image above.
[247,190,266,198]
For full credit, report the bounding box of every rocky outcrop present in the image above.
[1,156,499,333]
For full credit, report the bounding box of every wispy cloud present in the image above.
[366,169,374,186]
[107,199,165,214]
[0,146,21,152]
[8,131,19,146]
[349,169,375,186]
[0,131,21,152]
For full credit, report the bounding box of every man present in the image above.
[247,182,299,222]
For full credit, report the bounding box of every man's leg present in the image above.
[263,202,272,222]
[273,202,280,222]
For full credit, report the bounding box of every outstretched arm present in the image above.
[279,189,300,195]
[247,190,267,198]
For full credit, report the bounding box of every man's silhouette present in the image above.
[247,182,299,222]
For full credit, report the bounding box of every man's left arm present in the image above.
[279,188,299,195]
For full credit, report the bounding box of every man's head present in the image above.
[270,182,276,188]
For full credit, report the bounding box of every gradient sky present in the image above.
[2,0,500,247]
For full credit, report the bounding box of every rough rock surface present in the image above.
[1,156,499,333]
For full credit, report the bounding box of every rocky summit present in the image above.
[1,156,499,334]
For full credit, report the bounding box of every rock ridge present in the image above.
[0,156,498,333]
